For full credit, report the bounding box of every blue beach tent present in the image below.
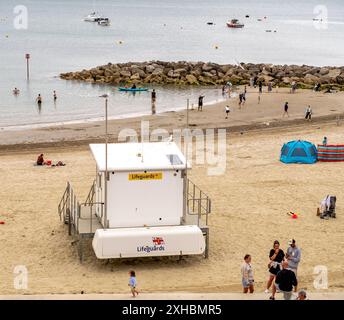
[280,140,317,164]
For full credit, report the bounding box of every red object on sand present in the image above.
[292,214,298,219]
[0,221,5,224]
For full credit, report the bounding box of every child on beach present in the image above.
[241,254,254,293]
[128,270,139,297]
[225,105,230,119]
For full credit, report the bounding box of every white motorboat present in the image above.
[84,12,102,22]
[98,18,110,26]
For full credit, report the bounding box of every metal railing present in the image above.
[85,179,96,205]
[58,181,104,236]
[58,182,79,235]
[187,179,211,226]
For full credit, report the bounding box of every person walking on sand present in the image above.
[198,95,204,111]
[286,239,301,291]
[238,93,243,109]
[270,261,298,300]
[283,102,289,117]
[225,105,230,119]
[258,81,263,94]
[305,105,312,121]
[265,240,285,295]
[128,270,139,297]
[241,254,254,293]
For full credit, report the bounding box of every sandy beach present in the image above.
[0,88,344,297]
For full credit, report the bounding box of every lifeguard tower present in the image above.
[58,141,211,262]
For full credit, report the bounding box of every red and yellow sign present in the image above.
[129,172,162,181]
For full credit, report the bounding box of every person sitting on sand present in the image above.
[52,161,66,167]
[266,240,285,295]
[37,154,44,166]
[241,254,254,293]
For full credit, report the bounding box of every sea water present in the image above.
[0,0,343,129]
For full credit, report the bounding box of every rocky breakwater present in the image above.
[60,61,344,89]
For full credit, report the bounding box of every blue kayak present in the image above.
[118,87,148,92]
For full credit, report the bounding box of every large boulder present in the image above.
[202,71,214,78]
[327,69,341,79]
[319,67,330,76]
[120,70,131,77]
[304,73,319,84]
[336,74,344,85]
[185,74,199,85]
[152,68,164,76]
[130,73,141,80]
[174,68,187,76]
[202,63,214,72]
[145,65,155,73]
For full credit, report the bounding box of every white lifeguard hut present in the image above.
[58,141,211,262]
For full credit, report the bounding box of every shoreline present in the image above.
[1,88,344,152]
[0,112,343,153]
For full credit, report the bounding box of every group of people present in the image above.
[36,91,57,105]
[36,153,65,167]
[13,88,57,105]
[282,102,313,120]
[241,239,305,300]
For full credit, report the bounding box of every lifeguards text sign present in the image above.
[129,172,162,181]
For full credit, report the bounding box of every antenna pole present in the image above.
[183,99,190,221]
[104,97,108,228]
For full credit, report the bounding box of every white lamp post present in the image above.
[99,93,109,228]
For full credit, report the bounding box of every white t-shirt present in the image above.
[241,262,254,281]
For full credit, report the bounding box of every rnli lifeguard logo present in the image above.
[137,237,165,253]
[152,237,165,245]
[128,172,162,181]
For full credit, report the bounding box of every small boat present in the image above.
[84,12,102,22]
[119,87,148,92]
[227,19,244,28]
[98,18,110,26]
